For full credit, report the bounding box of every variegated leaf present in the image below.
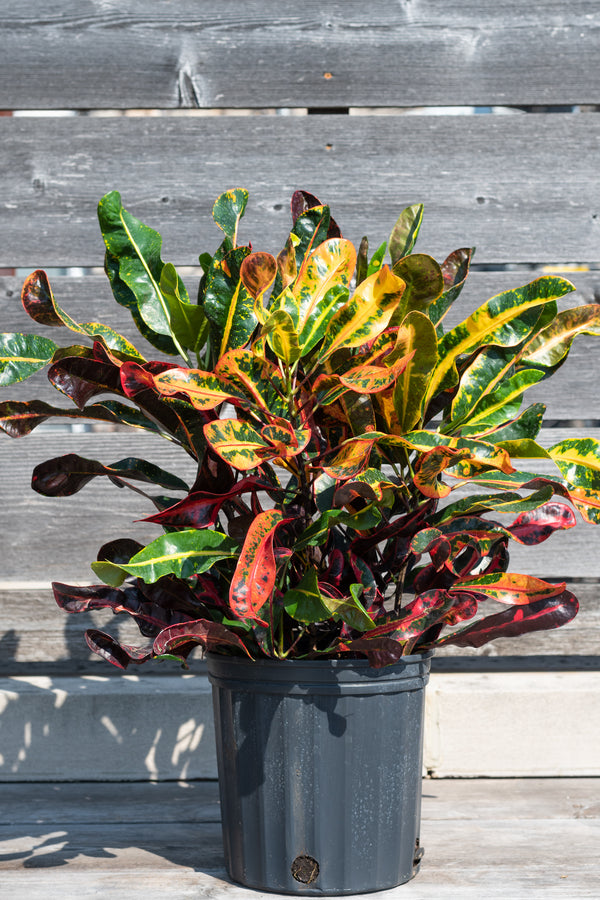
[203,247,257,357]
[203,418,272,471]
[101,529,238,584]
[212,188,248,246]
[152,366,247,409]
[521,302,600,369]
[424,276,575,407]
[388,203,424,263]
[319,266,406,360]
[229,509,287,621]
[263,309,301,365]
[292,237,356,329]
[390,253,444,322]
[215,348,287,417]
[390,311,438,432]
[453,572,566,605]
[21,269,144,360]
[0,333,58,385]
[323,436,378,479]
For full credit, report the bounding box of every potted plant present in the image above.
[2,188,600,894]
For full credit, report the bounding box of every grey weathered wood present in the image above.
[2,2,600,109]
[2,115,600,267]
[0,432,198,582]
[1,581,597,675]
[0,779,599,898]
[2,430,600,583]
[3,777,597,825]
[3,270,600,419]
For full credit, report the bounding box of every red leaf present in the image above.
[152,619,252,658]
[435,590,579,649]
[229,509,292,622]
[508,502,576,545]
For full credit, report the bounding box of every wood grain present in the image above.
[2,2,600,108]
[1,581,597,674]
[0,779,599,898]
[2,430,600,582]
[2,115,600,267]
[3,270,600,420]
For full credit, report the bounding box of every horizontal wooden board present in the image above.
[1,581,597,674]
[2,430,600,582]
[2,2,600,108]
[3,271,600,421]
[1,780,599,897]
[2,115,600,267]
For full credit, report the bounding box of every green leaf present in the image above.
[366,240,387,277]
[106,529,238,583]
[97,191,189,359]
[160,263,209,353]
[467,403,545,443]
[104,252,178,356]
[430,485,555,524]
[283,569,331,623]
[212,188,249,247]
[391,254,444,323]
[450,369,546,434]
[0,333,57,385]
[322,584,376,632]
[391,311,438,432]
[388,203,424,264]
[203,247,257,357]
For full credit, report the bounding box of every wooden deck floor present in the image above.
[1,778,598,899]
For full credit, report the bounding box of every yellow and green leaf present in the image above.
[424,276,575,407]
[203,418,272,470]
[319,266,406,361]
[391,311,438,432]
[152,367,247,410]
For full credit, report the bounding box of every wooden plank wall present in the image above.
[1,2,599,680]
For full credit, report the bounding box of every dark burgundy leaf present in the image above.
[141,476,271,529]
[48,356,124,409]
[290,189,341,238]
[152,618,252,659]
[32,453,188,497]
[435,589,579,649]
[340,636,405,668]
[21,269,64,326]
[0,398,132,437]
[97,538,145,564]
[85,629,153,669]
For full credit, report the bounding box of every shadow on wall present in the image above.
[0,607,216,782]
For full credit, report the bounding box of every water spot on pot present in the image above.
[291,855,319,884]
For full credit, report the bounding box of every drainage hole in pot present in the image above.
[291,855,320,884]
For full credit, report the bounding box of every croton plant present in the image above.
[2,188,600,668]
